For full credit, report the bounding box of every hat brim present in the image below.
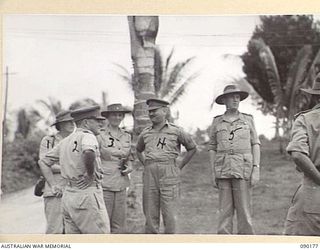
[101,110,132,117]
[147,106,166,111]
[215,91,249,105]
[73,116,106,122]
[300,88,320,95]
[51,117,74,126]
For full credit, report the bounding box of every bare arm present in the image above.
[83,150,95,176]
[209,150,218,188]
[291,151,320,185]
[177,147,197,170]
[39,160,56,188]
[251,144,261,186]
[136,151,146,166]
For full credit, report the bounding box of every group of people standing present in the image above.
[38,73,320,235]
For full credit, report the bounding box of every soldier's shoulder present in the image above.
[140,126,152,134]
[167,122,180,128]
[240,112,253,117]
[212,115,223,123]
[41,134,55,142]
[294,109,312,120]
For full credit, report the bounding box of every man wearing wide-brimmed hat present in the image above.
[97,103,133,233]
[284,73,320,236]
[38,110,74,234]
[208,84,261,235]
[136,98,197,234]
[39,105,110,234]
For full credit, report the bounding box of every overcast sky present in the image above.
[4,15,277,138]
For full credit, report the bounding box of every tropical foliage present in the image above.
[116,47,199,107]
[242,15,320,138]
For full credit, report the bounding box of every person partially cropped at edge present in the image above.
[284,73,320,236]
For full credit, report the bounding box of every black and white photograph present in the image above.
[2,13,320,237]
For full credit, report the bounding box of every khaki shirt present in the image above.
[97,126,132,191]
[40,128,103,183]
[39,133,66,197]
[136,122,196,161]
[208,111,260,180]
[286,104,320,186]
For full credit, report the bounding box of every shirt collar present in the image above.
[222,110,242,123]
[151,120,169,131]
[76,127,94,134]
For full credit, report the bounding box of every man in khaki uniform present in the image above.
[39,110,74,234]
[209,85,260,234]
[284,74,320,236]
[38,106,110,234]
[97,103,134,233]
[136,98,197,234]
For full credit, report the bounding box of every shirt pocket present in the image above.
[214,154,225,178]
[242,153,253,180]
[236,124,250,139]
[216,127,228,142]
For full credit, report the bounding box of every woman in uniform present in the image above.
[97,103,133,233]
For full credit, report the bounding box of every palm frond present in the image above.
[112,62,135,91]
[161,57,196,98]
[303,49,320,89]
[154,47,163,96]
[164,48,175,78]
[285,45,313,119]
[169,72,199,106]
[252,39,283,109]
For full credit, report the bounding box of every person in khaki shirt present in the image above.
[136,98,197,234]
[97,103,134,233]
[284,74,320,236]
[208,85,260,234]
[39,110,74,234]
[38,106,110,234]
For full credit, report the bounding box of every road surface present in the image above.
[0,187,46,234]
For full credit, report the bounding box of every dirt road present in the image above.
[0,187,45,234]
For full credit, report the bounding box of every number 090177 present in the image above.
[300,244,319,248]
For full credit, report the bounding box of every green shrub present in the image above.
[1,133,44,193]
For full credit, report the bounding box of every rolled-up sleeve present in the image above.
[39,142,60,167]
[178,128,196,151]
[286,115,309,156]
[208,118,217,151]
[82,133,99,153]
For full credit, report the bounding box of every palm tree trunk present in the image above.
[127,16,159,233]
[127,16,158,134]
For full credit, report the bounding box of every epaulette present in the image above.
[168,122,179,128]
[141,126,152,132]
[240,112,253,117]
[294,109,311,120]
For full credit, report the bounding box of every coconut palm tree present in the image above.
[115,47,199,122]
[127,16,159,135]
